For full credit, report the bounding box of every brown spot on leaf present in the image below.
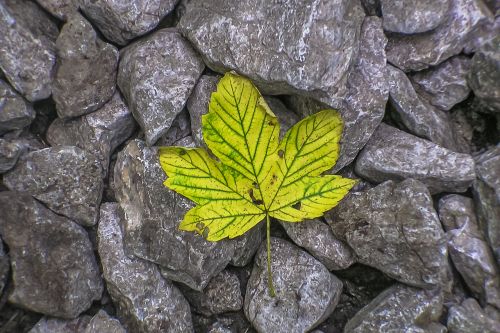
[278,150,284,158]
[292,201,301,210]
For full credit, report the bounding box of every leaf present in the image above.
[159,72,356,296]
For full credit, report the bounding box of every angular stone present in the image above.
[46,92,136,177]
[114,140,235,291]
[280,218,355,270]
[327,179,449,288]
[98,203,193,332]
[410,56,471,111]
[381,0,449,34]
[181,270,243,316]
[0,0,58,101]
[0,138,25,173]
[355,124,475,194]
[156,109,192,147]
[468,36,500,113]
[344,284,443,333]
[473,145,500,263]
[118,29,204,146]
[53,13,118,118]
[244,238,343,333]
[0,79,36,134]
[0,192,102,318]
[35,0,79,21]
[3,146,103,226]
[84,310,125,333]
[464,16,500,54]
[447,298,500,333]
[29,316,92,333]
[387,64,457,150]
[179,0,365,107]
[229,223,265,267]
[386,0,491,71]
[80,0,177,45]
[0,240,8,297]
[360,0,381,16]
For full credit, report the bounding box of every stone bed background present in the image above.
[0,0,499,332]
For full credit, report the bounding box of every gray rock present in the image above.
[0,138,25,173]
[0,79,36,134]
[156,109,191,147]
[84,310,125,333]
[280,218,355,271]
[29,316,92,333]
[381,0,449,34]
[181,270,243,316]
[0,240,8,297]
[355,123,476,194]
[0,192,103,318]
[3,146,103,226]
[35,0,79,21]
[0,0,58,101]
[386,0,491,71]
[230,223,265,267]
[447,298,500,333]
[179,0,365,107]
[410,56,472,111]
[344,284,444,333]
[117,29,204,146]
[327,179,449,288]
[473,145,500,263]
[360,0,381,16]
[98,203,193,333]
[53,13,118,119]
[265,97,301,140]
[468,36,500,113]
[114,139,235,291]
[244,238,343,333]
[464,16,500,54]
[80,0,178,45]
[46,92,136,177]
[387,64,457,150]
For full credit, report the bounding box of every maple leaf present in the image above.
[159,72,356,296]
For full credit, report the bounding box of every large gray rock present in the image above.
[53,13,118,119]
[156,109,192,147]
[386,0,491,71]
[117,29,204,146]
[0,79,36,134]
[439,195,500,309]
[47,92,136,177]
[447,298,500,333]
[468,36,500,114]
[244,238,343,333]
[381,0,449,34]
[410,56,471,111]
[179,0,365,107]
[387,64,457,151]
[355,123,476,194]
[0,138,26,173]
[0,240,8,297]
[3,146,103,226]
[280,218,355,271]
[344,284,444,333]
[34,0,79,21]
[0,192,102,318]
[473,145,500,263]
[327,179,449,289]
[84,311,126,333]
[0,0,58,102]
[114,139,235,291]
[464,16,500,54]
[229,223,265,267]
[98,203,193,333]
[80,0,178,45]
[29,311,125,333]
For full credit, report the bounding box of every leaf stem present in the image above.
[266,213,276,297]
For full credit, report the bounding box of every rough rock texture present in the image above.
[464,16,500,54]
[84,311,126,333]
[265,97,301,139]
[244,238,343,333]
[0,0,58,101]
[98,203,193,333]
[181,270,243,316]
[0,192,102,318]
[34,0,79,21]
[468,36,500,113]
[0,241,8,296]
[473,145,500,262]
[439,195,500,309]
[410,56,471,111]
[53,14,118,119]
[447,298,500,333]
[80,0,178,45]
[381,0,449,34]
[29,316,92,333]
[179,0,365,107]
[0,79,36,135]
[280,218,355,271]
[0,139,26,173]
[355,123,476,194]
[386,0,491,71]
[156,109,192,147]
[344,284,444,333]
[361,0,381,16]
[114,140,235,291]
[229,224,265,267]
[387,64,457,151]
[117,29,204,146]
[327,179,449,289]
[3,146,103,226]
[46,92,136,176]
